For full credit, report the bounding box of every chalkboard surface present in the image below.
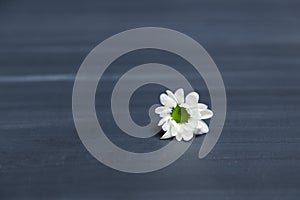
[1,0,300,199]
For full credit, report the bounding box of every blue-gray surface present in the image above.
[1,0,300,199]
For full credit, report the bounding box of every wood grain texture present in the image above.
[0,0,300,199]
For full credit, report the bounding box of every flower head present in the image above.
[155,89,213,141]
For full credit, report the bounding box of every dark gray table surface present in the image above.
[1,0,300,199]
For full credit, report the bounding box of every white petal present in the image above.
[160,93,177,108]
[195,129,205,135]
[180,103,190,108]
[182,103,207,111]
[170,126,178,136]
[200,109,213,119]
[166,90,178,103]
[175,88,184,104]
[158,116,170,126]
[196,120,202,129]
[155,106,171,114]
[182,131,194,141]
[186,119,198,129]
[175,133,182,141]
[181,123,194,131]
[185,92,199,106]
[158,120,165,127]
[159,112,170,118]
[197,103,208,110]
[170,120,180,130]
[161,130,173,139]
[162,122,170,131]
[198,120,209,133]
[188,108,201,119]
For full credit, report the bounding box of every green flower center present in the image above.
[171,105,190,124]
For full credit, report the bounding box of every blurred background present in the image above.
[1,0,300,199]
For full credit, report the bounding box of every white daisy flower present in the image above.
[155,88,213,141]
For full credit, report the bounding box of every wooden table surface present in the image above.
[1,0,300,199]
